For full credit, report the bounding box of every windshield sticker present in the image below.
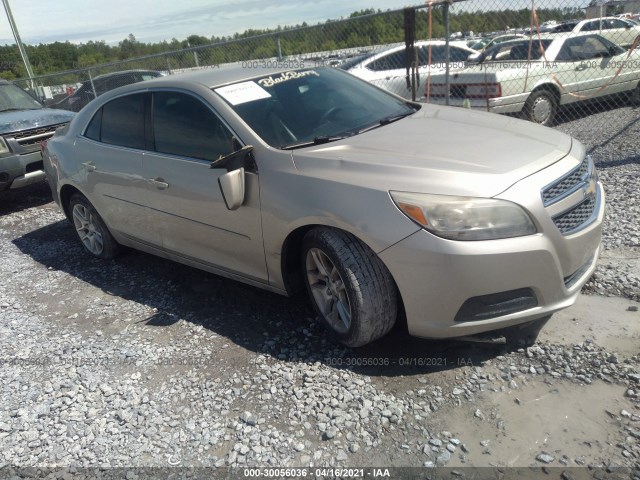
[258,70,320,88]
[215,81,271,105]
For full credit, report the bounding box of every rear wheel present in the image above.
[525,90,558,126]
[302,227,397,347]
[69,193,120,259]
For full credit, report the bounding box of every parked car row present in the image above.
[333,18,639,127]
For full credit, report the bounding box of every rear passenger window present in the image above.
[101,93,147,149]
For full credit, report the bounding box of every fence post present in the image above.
[444,2,451,106]
[88,69,96,99]
[165,54,172,75]
[277,36,283,60]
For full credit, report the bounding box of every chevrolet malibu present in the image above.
[43,65,604,347]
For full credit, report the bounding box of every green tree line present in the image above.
[0,7,583,81]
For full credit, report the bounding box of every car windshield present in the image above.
[217,67,418,149]
[0,83,43,111]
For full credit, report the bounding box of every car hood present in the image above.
[291,105,573,197]
[0,108,75,135]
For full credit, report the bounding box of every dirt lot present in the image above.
[1,104,640,479]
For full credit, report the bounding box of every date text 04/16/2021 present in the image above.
[323,357,473,367]
[243,468,392,477]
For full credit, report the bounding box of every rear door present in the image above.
[74,93,156,246]
[142,90,268,283]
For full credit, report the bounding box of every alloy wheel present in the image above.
[72,204,104,255]
[305,247,352,334]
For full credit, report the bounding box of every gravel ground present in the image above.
[556,104,640,302]
[1,105,639,478]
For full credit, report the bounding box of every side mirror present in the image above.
[212,144,254,210]
[219,168,245,211]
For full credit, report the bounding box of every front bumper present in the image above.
[0,151,46,191]
[379,152,605,339]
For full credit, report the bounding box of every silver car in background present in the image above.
[43,65,604,347]
[340,41,477,99]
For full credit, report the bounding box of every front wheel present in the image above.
[69,193,120,259]
[524,90,558,126]
[302,228,397,347]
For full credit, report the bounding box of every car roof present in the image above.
[576,16,631,25]
[90,69,162,81]
[120,63,310,90]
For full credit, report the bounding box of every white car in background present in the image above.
[426,34,640,126]
[570,16,640,48]
[340,40,477,98]
[468,34,527,59]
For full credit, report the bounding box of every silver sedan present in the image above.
[44,65,604,347]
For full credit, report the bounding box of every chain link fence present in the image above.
[11,2,640,128]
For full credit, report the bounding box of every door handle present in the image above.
[82,161,96,172]
[575,65,588,71]
[148,177,169,189]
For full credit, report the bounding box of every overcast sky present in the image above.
[0,0,432,46]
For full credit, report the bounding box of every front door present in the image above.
[142,90,268,283]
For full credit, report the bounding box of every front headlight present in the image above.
[390,191,537,241]
[0,137,9,155]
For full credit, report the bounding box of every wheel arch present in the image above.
[59,183,85,222]
[528,82,562,105]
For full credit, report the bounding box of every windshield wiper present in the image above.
[280,110,415,150]
[281,133,355,150]
[356,110,415,135]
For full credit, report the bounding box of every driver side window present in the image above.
[152,91,235,162]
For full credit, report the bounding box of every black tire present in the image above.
[504,315,551,347]
[524,90,558,126]
[68,193,120,259]
[302,227,397,347]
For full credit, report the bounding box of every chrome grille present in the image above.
[11,123,68,147]
[552,198,596,235]
[542,157,589,206]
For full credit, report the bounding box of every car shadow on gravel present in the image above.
[0,182,51,215]
[13,219,508,379]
